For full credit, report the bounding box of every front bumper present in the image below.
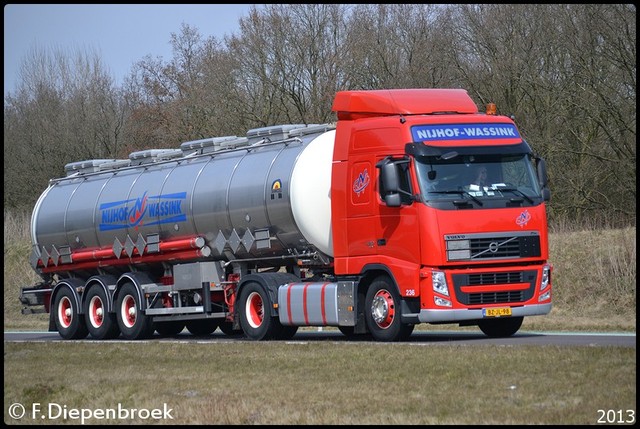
[417,302,552,323]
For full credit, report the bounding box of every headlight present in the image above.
[432,271,449,297]
[540,264,551,290]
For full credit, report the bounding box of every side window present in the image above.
[502,157,529,187]
[378,161,413,205]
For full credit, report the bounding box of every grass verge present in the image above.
[4,342,636,425]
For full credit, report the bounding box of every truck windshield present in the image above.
[414,153,542,204]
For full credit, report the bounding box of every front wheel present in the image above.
[364,276,413,342]
[478,316,523,338]
[116,282,154,340]
[53,287,88,340]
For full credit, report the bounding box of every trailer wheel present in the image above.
[478,316,523,338]
[115,282,154,340]
[364,276,413,342]
[238,282,278,340]
[185,319,219,336]
[155,321,185,337]
[53,287,88,340]
[84,286,120,339]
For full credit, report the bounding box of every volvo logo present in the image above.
[488,242,500,253]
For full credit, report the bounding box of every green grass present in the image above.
[3,342,636,425]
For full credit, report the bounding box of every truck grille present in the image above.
[468,272,523,284]
[445,231,540,261]
[468,290,523,305]
[452,270,537,305]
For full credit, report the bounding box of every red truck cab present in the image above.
[330,89,552,339]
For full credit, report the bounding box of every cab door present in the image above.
[375,158,421,266]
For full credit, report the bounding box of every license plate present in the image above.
[483,307,512,317]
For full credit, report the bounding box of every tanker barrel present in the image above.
[30,124,337,278]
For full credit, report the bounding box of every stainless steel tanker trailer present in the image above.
[22,123,338,340]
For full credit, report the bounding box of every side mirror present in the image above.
[536,157,551,202]
[380,162,400,192]
[377,159,401,207]
[537,158,548,188]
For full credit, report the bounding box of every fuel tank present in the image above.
[30,124,335,270]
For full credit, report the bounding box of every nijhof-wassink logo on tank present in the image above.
[99,192,187,231]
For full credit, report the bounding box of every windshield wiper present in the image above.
[496,187,534,203]
[429,189,483,206]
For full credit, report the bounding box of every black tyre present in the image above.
[185,319,219,336]
[155,321,185,337]
[364,276,413,342]
[53,287,88,340]
[478,316,523,338]
[238,282,280,341]
[84,286,120,340]
[115,282,154,340]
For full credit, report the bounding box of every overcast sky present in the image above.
[4,4,258,95]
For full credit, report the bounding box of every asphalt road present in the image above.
[4,330,636,347]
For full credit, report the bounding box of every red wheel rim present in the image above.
[245,291,264,329]
[58,296,73,328]
[89,295,104,328]
[121,295,137,328]
[371,289,395,329]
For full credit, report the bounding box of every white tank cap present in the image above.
[290,130,335,256]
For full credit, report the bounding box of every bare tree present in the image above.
[226,4,350,126]
[551,4,636,224]
[443,4,636,227]
[123,23,245,150]
[5,4,635,227]
[4,46,126,209]
[342,4,454,89]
